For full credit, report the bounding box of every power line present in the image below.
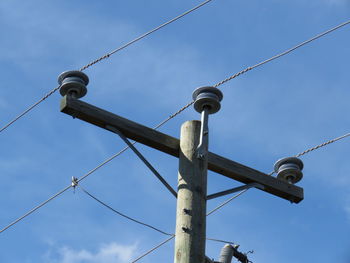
[0,104,192,234]
[3,14,349,241]
[151,18,350,125]
[213,18,350,88]
[0,0,213,135]
[207,189,249,216]
[267,131,350,176]
[129,191,246,263]
[78,185,174,236]
[79,184,238,244]
[0,86,60,134]
[295,132,350,158]
[0,184,71,234]
[0,145,131,234]
[130,236,175,263]
[79,0,214,71]
[154,100,195,129]
[206,237,235,245]
[2,16,349,137]
[129,236,239,263]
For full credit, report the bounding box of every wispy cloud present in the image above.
[344,196,350,223]
[326,0,349,4]
[43,242,138,263]
[0,97,8,109]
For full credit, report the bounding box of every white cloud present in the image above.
[44,242,138,263]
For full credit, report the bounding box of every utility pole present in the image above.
[58,71,305,263]
[175,121,206,263]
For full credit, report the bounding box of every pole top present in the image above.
[58,70,89,98]
[192,86,223,114]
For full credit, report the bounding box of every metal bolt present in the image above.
[192,86,223,114]
[58,70,89,98]
[182,226,190,233]
[183,208,191,215]
[274,157,304,184]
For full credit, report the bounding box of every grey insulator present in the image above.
[192,86,223,114]
[274,157,304,184]
[58,70,89,98]
[218,244,234,263]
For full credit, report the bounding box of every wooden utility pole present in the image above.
[174,121,207,263]
[58,71,305,263]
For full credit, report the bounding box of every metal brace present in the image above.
[207,183,264,200]
[196,107,209,159]
[105,125,177,198]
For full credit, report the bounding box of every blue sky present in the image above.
[0,0,350,262]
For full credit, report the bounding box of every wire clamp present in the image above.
[71,176,78,188]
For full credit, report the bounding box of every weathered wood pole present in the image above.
[174,120,208,263]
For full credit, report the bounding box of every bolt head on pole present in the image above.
[274,157,304,184]
[58,70,89,98]
[192,86,223,114]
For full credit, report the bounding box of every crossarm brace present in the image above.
[207,183,264,200]
[106,125,177,198]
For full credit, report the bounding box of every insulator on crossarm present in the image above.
[274,157,304,184]
[192,86,223,114]
[58,70,89,99]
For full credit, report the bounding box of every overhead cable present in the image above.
[0,184,71,234]
[129,190,245,263]
[129,236,238,263]
[4,17,350,234]
[206,189,249,216]
[295,132,350,157]
[2,17,349,136]
[0,144,132,234]
[213,18,350,88]
[151,18,350,123]
[78,185,174,236]
[79,0,214,71]
[0,0,213,134]
[0,105,190,234]
[0,86,60,134]
[206,237,235,244]
[79,184,237,244]
[130,236,175,263]
[267,131,350,176]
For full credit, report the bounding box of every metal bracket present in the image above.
[207,183,264,200]
[106,125,177,198]
[196,107,209,159]
[71,176,78,193]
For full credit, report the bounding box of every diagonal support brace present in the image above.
[106,125,177,198]
[207,183,264,200]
